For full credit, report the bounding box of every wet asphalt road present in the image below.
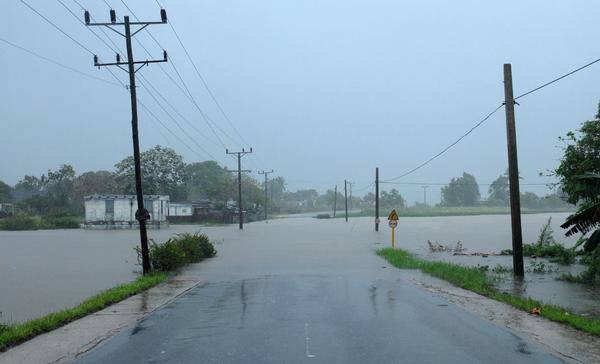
[76,218,563,363]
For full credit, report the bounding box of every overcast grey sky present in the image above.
[1,0,599,204]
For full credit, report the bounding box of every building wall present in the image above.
[85,199,106,221]
[85,196,169,223]
[168,203,193,217]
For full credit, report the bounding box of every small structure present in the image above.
[168,202,194,218]
[84,194,169,229]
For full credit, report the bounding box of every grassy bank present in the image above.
[338,206,574,219]
[378,248,600,336]
[0,273,169,352]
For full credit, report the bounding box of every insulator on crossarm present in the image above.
[116,54,121,63]
[110,9,116,23]
[160,9,167,23]
[163,50,168,61]
[84,10,90,25]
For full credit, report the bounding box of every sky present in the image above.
[1,0,599,204]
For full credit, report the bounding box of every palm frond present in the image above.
[560,202,600,236]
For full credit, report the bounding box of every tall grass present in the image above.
[378,248,600,336]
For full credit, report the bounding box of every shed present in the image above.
[84,194,169,229]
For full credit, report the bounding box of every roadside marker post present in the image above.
[388,209,399,248]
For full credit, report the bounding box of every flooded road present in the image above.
[0,212,594,324]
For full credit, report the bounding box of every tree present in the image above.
[488,170,509,205]
[186,161,233,204]
[554,105,600,282]
[0,180,12,202]
[71,171,118,212]
[18,165,77,216]
[441,172,480,206]
[115,146,186,200]
[380,189,405,208]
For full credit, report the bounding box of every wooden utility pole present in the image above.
[375,167,380,231]
[333,185,337,217]
[503,63,524,277]
[226,148,253,229]
[344,180,348,222]
[86,8,168,275]
[348,181,354,211]
[422,185,429,206]
[258,169,273,221]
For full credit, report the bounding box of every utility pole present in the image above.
[344,180,348,222]
[347,181,354,211]
[503,63,524,277]
[85,8,168,275]
[375,167,380,232]
[258,169,274,221]
[333,185,337,217]
[226,148,253,229]
[422,185,429,206]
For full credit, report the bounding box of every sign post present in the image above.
[388,209,399,249]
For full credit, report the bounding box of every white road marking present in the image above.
[305,323,316,358]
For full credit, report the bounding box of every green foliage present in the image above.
[0,180,12,202]
[0,215,79,230]
[115,146,187,200]
[315,213,331,219]
[441,172,480,206]
[488,170,509,205]
[522,218,576,265]
[0,273,169,352]
[0,216,40,230]
[378,248,600,336]
[141,233,218,272]
[380,188,405,208]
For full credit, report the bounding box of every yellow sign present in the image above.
[388,209,399,221]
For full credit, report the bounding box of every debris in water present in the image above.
[531,307,541,315]
[427,240,466,253]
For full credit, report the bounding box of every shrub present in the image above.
[45,216,80,229]
[315,213,331,219]
[149,239,187,272]
[0,215,41,230]
[138,233,218,272]
[175,233,206,263]
[194,233,217,258]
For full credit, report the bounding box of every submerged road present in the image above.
[76,217,563,364]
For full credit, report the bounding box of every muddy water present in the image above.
[0,212,596,324]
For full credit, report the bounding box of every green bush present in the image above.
[0,215,41,230]
[195,233,217,258]
[45,216,80,229]
[149,239,187,272]
[175,233,206,263]
[140,233,218,272]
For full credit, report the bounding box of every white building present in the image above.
[84,194,169,229]
[168,202,193,217]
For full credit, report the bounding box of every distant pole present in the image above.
[258,169,274,220]
[422,185,429,206]
[348,181,354,211]
[333,185,337,217]
[503,63,524,277]
[226,148,253,229]
[86,9,169,275]
[375,167,380,232]
[344,180,348,222]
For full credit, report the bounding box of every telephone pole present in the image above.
[344,180,348,222]
[333,185,338,217]
[258,169,274,221]
[347,181,354,211]
[85,8,168,275]
[503,63,524,277]
[375,167,380,232]
[421,185,429,206]
[227,148,253,229]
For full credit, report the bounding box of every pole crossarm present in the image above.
[225,148,253,229]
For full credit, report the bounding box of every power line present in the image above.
[382,104,505,183]
[159,2,251,149]
[117,0,236,151]
[19,0,94,55]
[0,37,121,87]
[515,57,600,100]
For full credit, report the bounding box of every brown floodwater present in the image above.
[0,212,597,324]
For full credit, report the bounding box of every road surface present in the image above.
[76,217,563,363]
